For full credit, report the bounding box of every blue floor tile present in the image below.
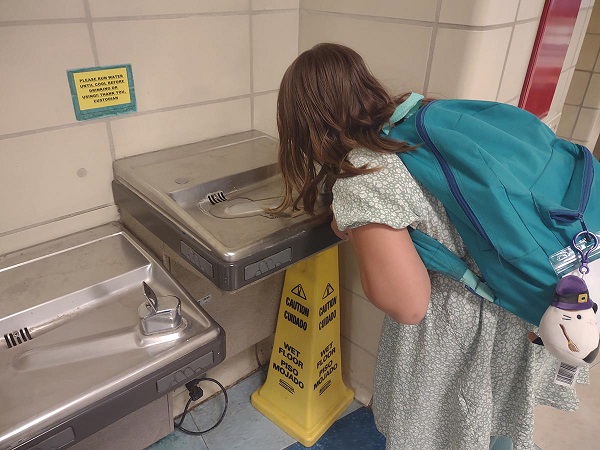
[146,428,209,450]
[284,407,385,450]
[193,369,298,450]
[145,368,372,450]
[175,405,202,433]
[147,366,541,450]
[146,403,208,450]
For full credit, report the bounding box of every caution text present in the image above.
[319,296,337,316]
[286,296,310,317]
[284,310,307,331]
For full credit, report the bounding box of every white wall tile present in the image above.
[111,98,251,158]
[301,0,437,22]
[563,8,592,71]
[0,24,95,135]
[0,207,119,255]
[428,27,512,100]
[498,21,540,103]
[572,107,600,141]
[253,11,299,93]
[587,2,600,34]
[253,0,298,10]
[556,104,579,138]
[517,0,545,21]
[341,336,376,406]
[88,0,249,17]
[594,52,600,72]
[93,16,251,112]
[300,13,431,94]
[544,112,561,133]
[572,138,590,145]
[576,34,600,71]
[340,288,385,355]
[338,241,366,298]
[565,70,591,105]
[0,124,114,234]
[253,92,278,138]
[0,0,84,20]
[549,68,575,118]
[583,73,600,108]
[583,136,599,149]
[440,0,520,26]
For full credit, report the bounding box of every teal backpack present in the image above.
[384,96,600,326]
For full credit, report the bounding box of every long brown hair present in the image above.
[273,42,424,215]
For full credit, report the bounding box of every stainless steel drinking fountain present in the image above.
[0,132,339,450]
[0,223,225,450]
[112,130,339,291]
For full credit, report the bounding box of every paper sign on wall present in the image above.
[67,64,136,121]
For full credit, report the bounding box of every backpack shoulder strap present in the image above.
[381,93,424,136]
[409,228,496,302]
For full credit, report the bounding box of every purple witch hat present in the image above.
[553,275,594,311]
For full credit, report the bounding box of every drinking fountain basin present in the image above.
[112,130,339,291]
[0,223,225,450]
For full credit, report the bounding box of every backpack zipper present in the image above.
[548,146,594,226]
[415,102,494,247]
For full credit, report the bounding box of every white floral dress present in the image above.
[332,148,582,450]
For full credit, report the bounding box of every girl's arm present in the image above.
[348,223,431,324]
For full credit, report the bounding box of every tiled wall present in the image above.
[558,1,600,153]
[2,0,595,408]
[298,0,594,404]
[0,0,299,255]
[300,0,547,103]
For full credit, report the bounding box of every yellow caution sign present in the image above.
[251,245,354,447]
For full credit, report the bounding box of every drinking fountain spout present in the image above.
[139,282,182,335]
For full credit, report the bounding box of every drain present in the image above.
[207,191,227,205]
[3,328,32,348]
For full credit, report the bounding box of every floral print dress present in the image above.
[332,148,582,450]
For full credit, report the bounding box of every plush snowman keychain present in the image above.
[529,231,600,368]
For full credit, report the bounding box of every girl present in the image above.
[273,43,580,450]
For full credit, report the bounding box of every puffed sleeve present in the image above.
[332,148,428,231]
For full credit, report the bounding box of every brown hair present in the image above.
[273,42,424,215]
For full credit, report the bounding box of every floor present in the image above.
[146,368,377,450]
[533,360,600,450]
[147,363,600,450]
